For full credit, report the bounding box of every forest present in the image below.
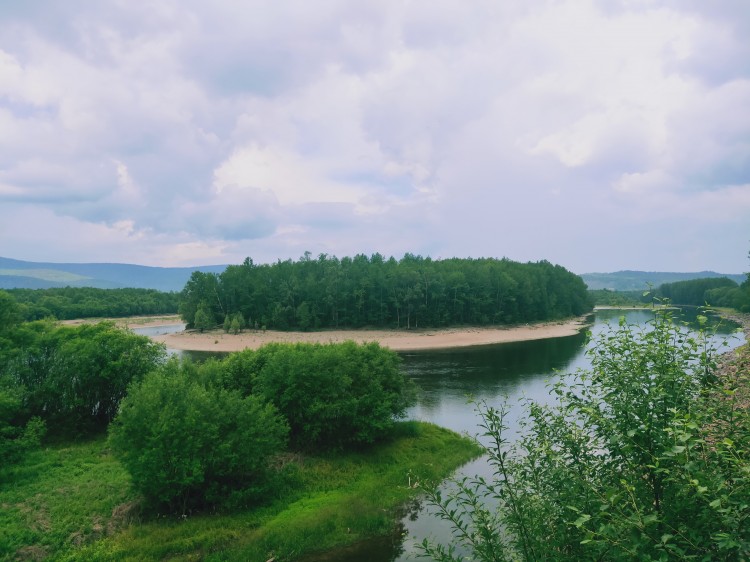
[6,286,179,321]
[655,276,750,310]
[179,253,593,331]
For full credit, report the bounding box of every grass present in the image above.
[1,422,482,561]
[0,268,91,283]
[0,439,137,561]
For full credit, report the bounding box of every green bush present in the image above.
[6,322,165,435]
[109,360,288,513]
[0,374,45,466]
[420,311,750,561]
[227,341,416,449]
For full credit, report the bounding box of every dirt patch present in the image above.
[107,500,141,535]
[14,545,49,561]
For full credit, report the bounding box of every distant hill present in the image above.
[0,257,227,292]
[581,270,746,291]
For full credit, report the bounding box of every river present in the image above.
[134,308,744,561]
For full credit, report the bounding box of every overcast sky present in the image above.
[0,1,748,273]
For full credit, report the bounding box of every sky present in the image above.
[0,0,748,274]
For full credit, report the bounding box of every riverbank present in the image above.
[718,310,750,342]
[152,315,591,352]
[2,423,481,561]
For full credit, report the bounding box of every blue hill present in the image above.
[0,257,227,292]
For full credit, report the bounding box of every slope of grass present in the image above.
[0,268,91,283]
[0,439,136,561]
[1,422,481,561]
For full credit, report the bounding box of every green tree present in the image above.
[193,302,214,333]
[228,341,416,449]
[420,311,750,561]
[6,322,165,435]
[109,360,288,513]
[0,374,45,466]
[0,290,22,332]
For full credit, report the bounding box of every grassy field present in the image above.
[1,421,481,561]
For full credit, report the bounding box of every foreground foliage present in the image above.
[1,423,481,561]
[4,321,165,437]
[1,294,165,460]
[225,341,417,449]
[420,311,750,561]
[109,359,289,513]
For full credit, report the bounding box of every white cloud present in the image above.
[0,0,747,273]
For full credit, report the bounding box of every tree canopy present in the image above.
[179,254,593,330]
[6,286,179,321]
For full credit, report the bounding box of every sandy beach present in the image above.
[152,316,591,352]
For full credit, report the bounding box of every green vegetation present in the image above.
[581,270,746,291]
[6,286,179,321]
[225,341,417,449]
[179,253,593,331]
[655,276,740,306]
[4,321,165,437]
[109,359,290,513]
[0,268,91,284]
[0,438,137,561]
[1,423,481,561]
[587,288,645,307]
[420,311,750,561]
[0,290,457,560]
[0,255,227,291]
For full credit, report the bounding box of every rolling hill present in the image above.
[581,270,746,291]
[0,257,227,292]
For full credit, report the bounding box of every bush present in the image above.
[420,311,750,561]
[109,360,288,513]
[227,341,416,449]
[6,322,165,435]
[0,374,45,466]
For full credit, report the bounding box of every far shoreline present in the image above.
[151,315,593,353]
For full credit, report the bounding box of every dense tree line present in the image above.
[587,288,646,307]
[6,286,179,321]
[655,277,739,306]
[179,254,593,331]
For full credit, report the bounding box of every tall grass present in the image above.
[1,421,481,561]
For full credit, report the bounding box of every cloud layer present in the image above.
[1,0,748,272]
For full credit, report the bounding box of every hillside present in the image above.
[581,270,746,291]
[0,257,227,292]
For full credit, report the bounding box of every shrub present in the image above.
[228,341,416,449]
[420,311,750,561]
[5,321,165,436]
[109,360,288,513]
[0,374,45,466]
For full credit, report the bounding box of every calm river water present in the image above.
[135,308,744,562]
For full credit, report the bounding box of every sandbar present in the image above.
[151,316,591,353]
[62,315,183,329]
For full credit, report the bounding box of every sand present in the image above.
[151,316,591,352]
[61,315,183,329]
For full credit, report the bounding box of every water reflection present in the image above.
[306,308,744,562]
